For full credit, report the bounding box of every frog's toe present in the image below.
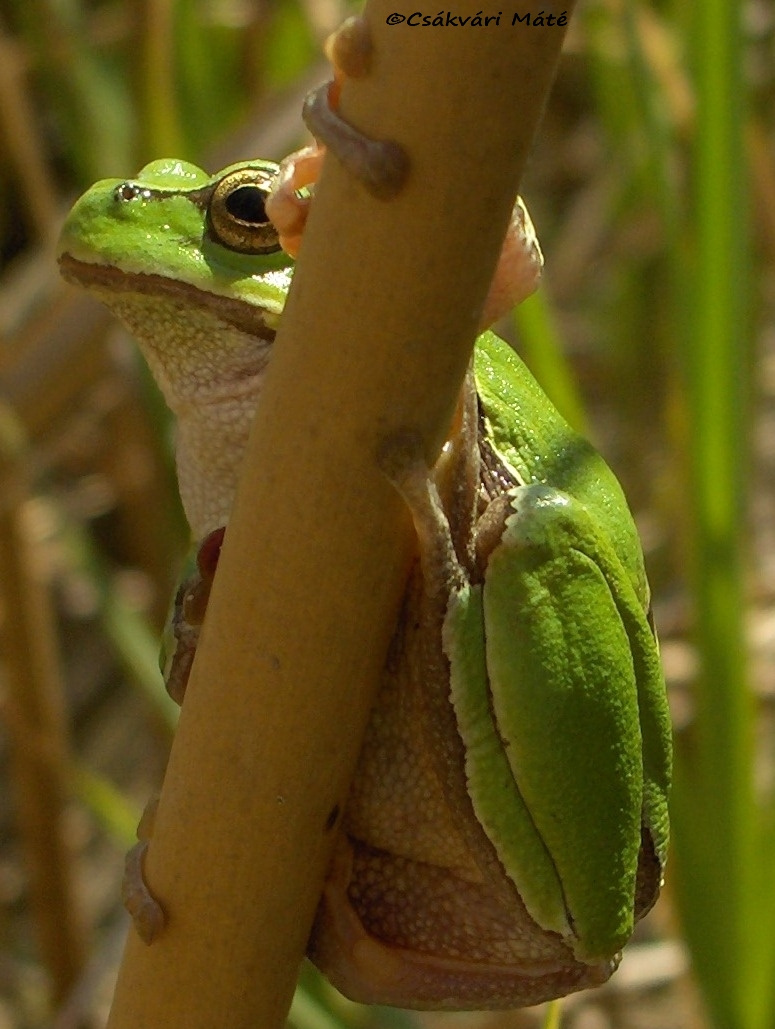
[123,840,166,944]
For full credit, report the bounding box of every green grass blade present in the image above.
[69,762,140,848]
[670,1,764,1026]
[514,291,589,434]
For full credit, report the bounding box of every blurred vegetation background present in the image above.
[0,0,772,1027]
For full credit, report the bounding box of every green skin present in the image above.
[58,159,671,1008]
[452,337,671,961]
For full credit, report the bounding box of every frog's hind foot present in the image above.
[122,796,167,944]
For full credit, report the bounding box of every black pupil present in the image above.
[225,184,268,224]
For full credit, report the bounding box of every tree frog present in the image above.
[57,68,670,1011]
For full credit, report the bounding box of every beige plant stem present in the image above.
[0,413,85,1002]
[106,4,575,1027]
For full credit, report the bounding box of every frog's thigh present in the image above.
[480,489,644,959]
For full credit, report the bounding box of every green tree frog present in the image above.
[57,126,671,1011]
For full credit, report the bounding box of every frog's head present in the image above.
[58,160,298,535]
[58,158,293,335]
[58,159,298,421]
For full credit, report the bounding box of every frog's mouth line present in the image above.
[58,254,278,342]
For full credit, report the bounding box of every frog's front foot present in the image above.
[301,82,409,201]
[268,12,408,245]
[123,796,166,944]
[303,14,408,201]
[478,198,544,329]
[266,145,325,258]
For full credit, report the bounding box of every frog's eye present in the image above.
[207,168,281,255]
